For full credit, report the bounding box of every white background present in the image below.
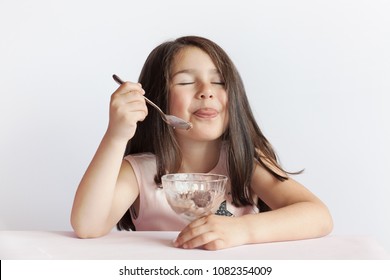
[1,0,389,253]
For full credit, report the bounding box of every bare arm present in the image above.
[70,81,147,238]
[243,164,333,243]
[174,163,333,250]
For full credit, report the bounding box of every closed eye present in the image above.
[177,82,195,85]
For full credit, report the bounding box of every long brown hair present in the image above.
[117,36,301,230]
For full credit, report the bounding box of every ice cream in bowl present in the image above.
[162,173,228,221]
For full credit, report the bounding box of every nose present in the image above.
[197,84,214,99]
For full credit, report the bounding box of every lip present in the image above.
[193,108,219,119]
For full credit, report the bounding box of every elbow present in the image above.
[325,215,334,236]
[70,216,109,239]
[320,218,334,237]
[318,205,334,237]
[72,227,96,239]
[71,220,92,239]
[72,224,108,239]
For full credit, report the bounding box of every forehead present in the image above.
[171,46,216,73]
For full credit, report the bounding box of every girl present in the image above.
[71,36,333,250]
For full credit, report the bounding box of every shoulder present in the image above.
[251,161,320,210]
[251,162,285,193]
[124,152,155,161]
[123,153,157,184]
[124,153,156,168]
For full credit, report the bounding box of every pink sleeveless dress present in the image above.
[124,148,258,231]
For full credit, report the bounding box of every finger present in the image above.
[114,81,145,96]
[175,216,207,240]
[202,238,226,251]
[174,218,209,248]
[111,91,146,109]
[179,231,221,250]
[122,92,146,104]
[110,96,148,123]
[189,216,209,228]
[128,110,148,123]
[122,100,149,119]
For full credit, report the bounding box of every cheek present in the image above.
[169,94,190,116]
[222,104,229,129]
[219,93,228,113]
[220,94,229,128]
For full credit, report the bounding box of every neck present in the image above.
[177,139,222,173]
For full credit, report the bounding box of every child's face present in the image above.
[169,46,228,141]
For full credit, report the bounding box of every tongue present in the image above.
[194,109,218,118]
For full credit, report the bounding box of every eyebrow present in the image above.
[171,68,220,78]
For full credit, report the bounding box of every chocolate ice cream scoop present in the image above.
[192,190,212,208]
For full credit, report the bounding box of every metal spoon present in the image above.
[112,74,193,130]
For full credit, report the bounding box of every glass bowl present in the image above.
[162,173,228,221]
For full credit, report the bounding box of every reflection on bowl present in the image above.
[162,173,227,221]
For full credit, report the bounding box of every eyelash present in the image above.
[176,82,225,86]
[177,82,194,85]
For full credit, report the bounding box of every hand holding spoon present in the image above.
[112,74,192,130]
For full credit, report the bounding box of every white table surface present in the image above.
[0,231,389,260]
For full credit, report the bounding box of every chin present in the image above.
[193,128,225,141]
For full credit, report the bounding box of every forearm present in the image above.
[71,132,128,235]
[241,201,333,244]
